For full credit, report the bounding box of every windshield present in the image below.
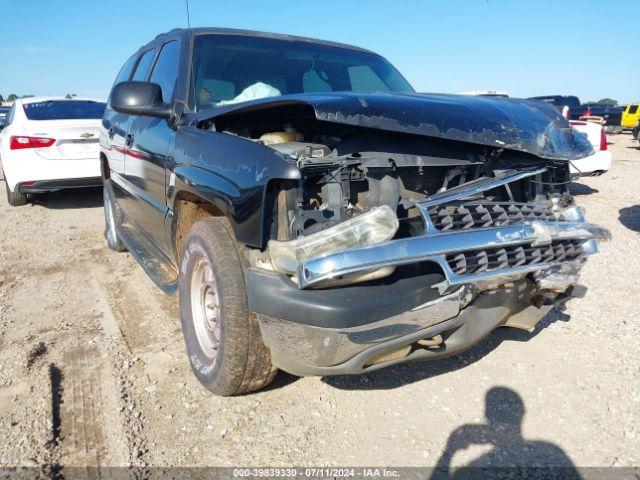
[23,100,106,120]
[192,34,414,111]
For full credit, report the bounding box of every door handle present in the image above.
[125,133,134,148]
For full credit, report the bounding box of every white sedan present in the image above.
[0,97,106,206]
[569,120,612,176]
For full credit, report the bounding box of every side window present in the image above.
[149,41,180,103]
[108,54,139,107]
[112,54,138,87]
[131,50,156,81]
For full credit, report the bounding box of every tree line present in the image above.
[0,93,79,103]
[0,94,34,102]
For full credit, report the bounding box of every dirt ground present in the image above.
[0,134,639,472]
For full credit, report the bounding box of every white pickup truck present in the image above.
[569,120,612,176]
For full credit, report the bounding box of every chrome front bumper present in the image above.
[299,219,609,290]
[297,168,611,290]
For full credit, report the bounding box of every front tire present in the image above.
[179,218,277,396]
[4,179,28,207]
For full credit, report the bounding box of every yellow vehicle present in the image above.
[622,103,640,128]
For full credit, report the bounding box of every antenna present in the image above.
[184,0,191,29]
[184,0,196,114]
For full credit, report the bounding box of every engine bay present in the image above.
[208,113,575,242]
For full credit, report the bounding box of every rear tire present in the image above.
[179,218,277,396]
[4,179,28,207]
[103,182,126,252]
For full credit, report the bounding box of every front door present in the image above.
[123,40,180,256]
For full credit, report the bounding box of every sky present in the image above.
[0,0,638,103]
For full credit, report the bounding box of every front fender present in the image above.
[170,126,300,248]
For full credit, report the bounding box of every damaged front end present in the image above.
[202,92,610,376]
[267,167,609,293]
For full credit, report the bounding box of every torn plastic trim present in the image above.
[534,260,585,293]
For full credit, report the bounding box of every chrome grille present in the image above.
[445,240,584,276]
[428,202,562,231]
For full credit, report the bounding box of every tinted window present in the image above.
[132,50,156,81]
[192,34,413,110]
[23,101,106,120]
[149,41,180,103]
[113,54,138,86]
[628,105,639,114]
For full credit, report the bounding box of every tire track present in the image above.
[88,265,152,471]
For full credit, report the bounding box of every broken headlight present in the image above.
[268,205,399,279]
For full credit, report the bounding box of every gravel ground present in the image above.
[0,134,638,472]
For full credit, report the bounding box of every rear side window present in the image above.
[149,41,180,103]
[23,101,106,120]
[112,54,138,86]
[132,50,156,81]
[628,105,639,114]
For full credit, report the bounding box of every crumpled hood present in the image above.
[198,92,594,161]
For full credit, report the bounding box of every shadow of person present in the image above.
[568,182,599,196]
[619,205,640,232]
[431,387,580,480]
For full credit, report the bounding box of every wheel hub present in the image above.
[190,258,221,360]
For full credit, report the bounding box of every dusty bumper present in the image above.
[254,278,577,376]
[251,169,610,376]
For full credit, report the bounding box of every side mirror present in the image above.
[110,81,171,119]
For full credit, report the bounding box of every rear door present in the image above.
[124,40,180,254]
[102,49,156,202]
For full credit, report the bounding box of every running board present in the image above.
[117,223,179,295]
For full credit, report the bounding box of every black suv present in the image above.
[101,28,609,395]
[528,95,583,119]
